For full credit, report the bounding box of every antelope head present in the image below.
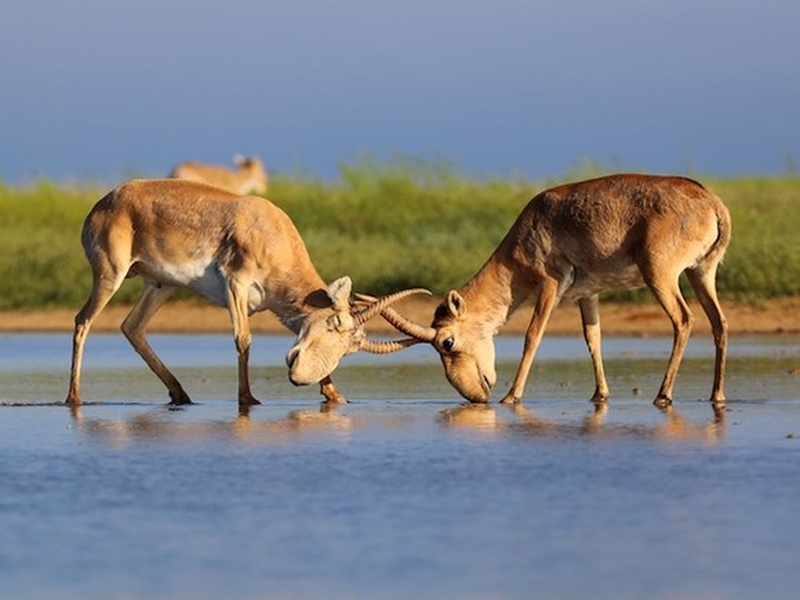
[374,290,497,403]
[286,277,429,386]
[233,154,268,194]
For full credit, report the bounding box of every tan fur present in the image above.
[389,174,731,408]
[170,155,268,195]
[66,179,423,408]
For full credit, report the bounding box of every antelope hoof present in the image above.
[653,394,672,409]
[168,390,193,405]
[499,394,520,405]
[590,393,609,405]
[711,398,727,415]
[320,399,344,413]
[322,390,348,405]
[239,395,262,407]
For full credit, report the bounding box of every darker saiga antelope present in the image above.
[66,179,427,408]
[382,174,731,408]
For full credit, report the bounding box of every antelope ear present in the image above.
[327,276,353,311]
[446,290,466,318]
[233,154,246,166]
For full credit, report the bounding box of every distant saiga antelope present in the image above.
[170,155,268,195]
[66,179,427,408]
[380,174,731,408]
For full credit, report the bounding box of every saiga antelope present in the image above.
[170,155,268,195]
[66,179,426,407]
[381,174,731,408]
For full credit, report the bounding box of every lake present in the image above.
[1,332,798,599]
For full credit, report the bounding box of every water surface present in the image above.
[1,333,798,599]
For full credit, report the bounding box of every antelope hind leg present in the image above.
[648,279,694,408]
[686,266,728,405]
[67,267,128,405]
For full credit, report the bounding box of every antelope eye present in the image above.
[328,314,343,330]
[442,336,455,352]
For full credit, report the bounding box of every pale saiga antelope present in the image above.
[380,174,731,409]
[169,155,268,195]
[66,179,427,408]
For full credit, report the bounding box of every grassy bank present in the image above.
[1,158,798,311]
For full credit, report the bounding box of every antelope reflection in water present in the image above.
[438,403,498,432]
[439,401,726,444]
[67,399,725,447]
[437,402,607,436]
[68,401,352,448]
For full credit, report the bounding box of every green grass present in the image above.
[708,176,800,301]
[1,159,798,311]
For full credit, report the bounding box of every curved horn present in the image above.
[355,293,437,342]
[352,293,377,309]
[360,337,423,354]
[379,307,437,342]
[353,288,431,325]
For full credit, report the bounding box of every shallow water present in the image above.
[1,333,799,599]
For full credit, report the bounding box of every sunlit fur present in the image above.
[389,174,731,408]
[431,293,496,402]
[286,290,364,386]
[66,179,417,408]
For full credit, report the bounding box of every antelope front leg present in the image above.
[319,376,348,405]
[499,278,560,404]
[578,295,610,404]
[227,283,260,406]
[235,344,260,406]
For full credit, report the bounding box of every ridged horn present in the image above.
[380,307,437,342]
[355,293,437,342]
[360,337,424,354]
[352,288,431,325]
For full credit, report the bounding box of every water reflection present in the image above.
[438,403,497,432]
[501,401,726,444]
[2,334,796,600]
[69,401,352,448]
[655,404,726,444]
[437,400,726,444]
[66,397,728,448]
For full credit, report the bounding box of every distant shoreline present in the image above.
[2,297,798,336]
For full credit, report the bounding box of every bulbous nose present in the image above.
[286,346,299,370]
[285,347,303,386]
[483,374,494,395]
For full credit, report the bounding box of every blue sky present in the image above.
[1,0,798,183]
